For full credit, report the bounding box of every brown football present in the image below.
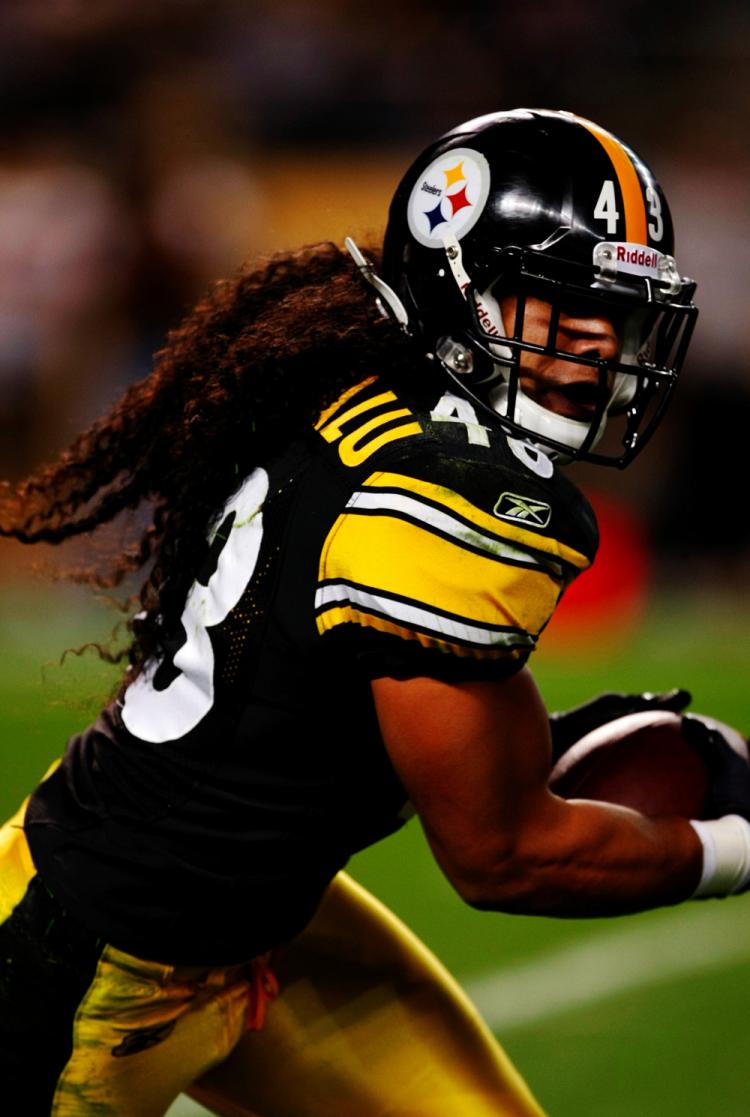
[548,710,746,819]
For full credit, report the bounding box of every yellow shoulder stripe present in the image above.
[362,471,590,571]
[319,511,561,637]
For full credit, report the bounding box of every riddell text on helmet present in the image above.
[616,245,659,268]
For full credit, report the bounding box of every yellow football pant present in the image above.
[1,802,546,1116]
[191,873,547,1117]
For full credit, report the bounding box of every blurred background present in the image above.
[1,2,749,1115]
[1,0,749,595]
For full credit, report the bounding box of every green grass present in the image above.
[2,580,749,1116]
[501,957,750,1117]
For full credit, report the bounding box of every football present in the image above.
[549,711,748,819]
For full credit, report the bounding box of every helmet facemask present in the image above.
[434,242,697,468]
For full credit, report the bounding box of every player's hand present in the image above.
[549,688,692,764]
[681,715,750,822]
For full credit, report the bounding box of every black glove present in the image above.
[549,688,692,763]
[681,715,750,821]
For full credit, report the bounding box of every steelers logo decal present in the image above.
[407,147,490,248]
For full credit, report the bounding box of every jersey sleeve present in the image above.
[314,467,592,681]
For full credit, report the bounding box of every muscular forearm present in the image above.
[424,792,704,917]
[374,669,708,919]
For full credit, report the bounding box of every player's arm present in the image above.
[373,666,706,917]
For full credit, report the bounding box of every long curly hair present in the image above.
[0,241,417,674]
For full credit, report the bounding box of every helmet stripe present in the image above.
[573,116,648,245]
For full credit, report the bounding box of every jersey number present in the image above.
[430,391,490,446]
[121,468,269,744]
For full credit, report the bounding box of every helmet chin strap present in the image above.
[441,233,513,363]
[441,232,608,457]
[487,380,608,458]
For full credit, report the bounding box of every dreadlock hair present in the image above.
[0,241,418,674]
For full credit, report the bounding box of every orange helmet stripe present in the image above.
[573,115,648,245]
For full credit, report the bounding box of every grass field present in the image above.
[2,579,749,1116]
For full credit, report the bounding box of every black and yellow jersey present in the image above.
[24,373,597,966]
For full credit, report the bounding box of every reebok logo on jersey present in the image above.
[493,492,551,528]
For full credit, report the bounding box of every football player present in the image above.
[1,109,748,1117]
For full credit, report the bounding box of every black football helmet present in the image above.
[353,108,698,468]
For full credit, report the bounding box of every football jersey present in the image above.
[25,372,597,966]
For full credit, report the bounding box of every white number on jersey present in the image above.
[506,436,555,479]
[430,391,491,446]
[594,180,619,235]
[121,468,269,744]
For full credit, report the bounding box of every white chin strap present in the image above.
[486,379,607,455]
